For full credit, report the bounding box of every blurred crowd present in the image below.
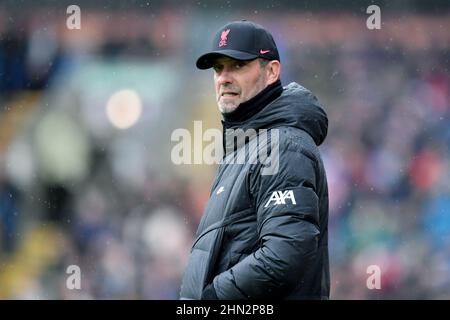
[0,5,450,299]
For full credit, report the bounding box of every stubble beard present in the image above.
[218,99,239,114]
[217,72,267,115]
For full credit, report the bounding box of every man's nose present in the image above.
[216,69,233,86]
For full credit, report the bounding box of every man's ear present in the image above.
[266,60,281,85]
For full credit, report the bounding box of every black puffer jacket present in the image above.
[180,82,330,299]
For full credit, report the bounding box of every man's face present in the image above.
[213,57,267,114]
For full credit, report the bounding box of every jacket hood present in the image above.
[226,82,328,146]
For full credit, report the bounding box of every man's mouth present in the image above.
[221,92,239,97]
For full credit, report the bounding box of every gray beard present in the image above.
[218,101,240,114]
[216,70,267,115]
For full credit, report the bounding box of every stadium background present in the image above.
[0,0,449,299]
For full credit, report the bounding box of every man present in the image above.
[180,20,329,299]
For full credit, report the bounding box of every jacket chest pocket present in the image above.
[203,167,251,227]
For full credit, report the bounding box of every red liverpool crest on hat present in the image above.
[218,29,230,47]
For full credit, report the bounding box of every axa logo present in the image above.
[219,29,230,47]
[264,190,296,208]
